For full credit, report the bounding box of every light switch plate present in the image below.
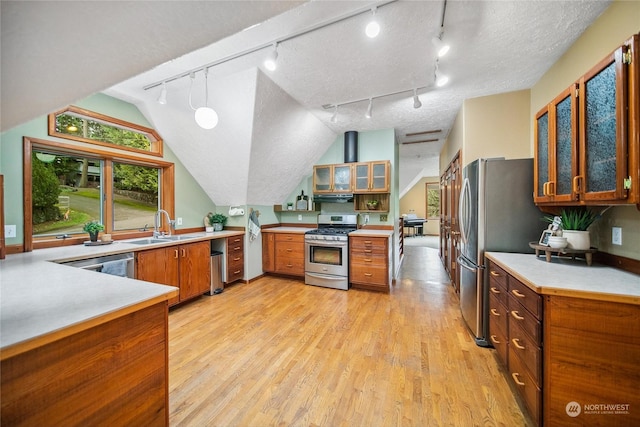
[612,227,622,245]
[298,214,302,221]
[5,224,16,238]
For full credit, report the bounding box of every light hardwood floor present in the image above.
[168,246,534,426]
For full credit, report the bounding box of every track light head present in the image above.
[435,69,449,87]
[264,43,279,71]
[157,82,167,105]
[365,7,380,38]
[431,36,450,58]
[365,98,373,119]
[331,105,338,123]
[413,89,422,109]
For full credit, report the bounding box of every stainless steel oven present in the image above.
[304,214,356,290]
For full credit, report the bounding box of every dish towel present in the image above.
[101,260,128,277]
[249,210,261,242]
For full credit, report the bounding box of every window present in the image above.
[48,106,163,156]
[426,182,440,219]
[24,135,174,251]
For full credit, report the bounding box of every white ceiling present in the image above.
[2,0,611,205]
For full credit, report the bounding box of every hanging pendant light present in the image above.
[413,89,422,109]
[191,69,218,130]
[365,98,373,119]
[365,7,380,38]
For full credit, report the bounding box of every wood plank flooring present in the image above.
[168,246,534,426]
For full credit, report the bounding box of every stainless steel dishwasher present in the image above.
[60,252,135,278]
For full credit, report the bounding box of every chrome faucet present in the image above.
[154,209,174,238]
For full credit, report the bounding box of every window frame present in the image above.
[24,136,174,251]
[425,181,440,220]
[48,105,163,157]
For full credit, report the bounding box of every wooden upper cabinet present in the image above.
[534,34,639,206]
[353,161,390,193]
[313,163,353,193]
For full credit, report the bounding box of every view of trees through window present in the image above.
[426,182,440,219]
[55,113,153,151]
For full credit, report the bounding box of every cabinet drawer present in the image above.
[509,346,542,425]
[275,257,305,276]
[488,261,508,291]
[350,237,387,251]
[489,294,508,334]
[275,243,304,261]
[350,264,388,286]
[350,252,387,265]
[508,294,542,344]
[509,320,542,386]
[226,266,244,283]
[508,276,542,319]
[226,235,244,248]
[489,314,509,366]
[275,233,304,244]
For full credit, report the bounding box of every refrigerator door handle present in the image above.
[457,255,482,272]
[459,177,472,246]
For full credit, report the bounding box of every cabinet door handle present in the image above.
[511,289,525,298]
[234,247,241,251]
[364,273,373,277]
[364,240,372,244]
[573,175,583,193]
[490,335,501,344]
[543,182,548,196]
[490,308,500,316]
[181,249,186,257]
[287,264,293,267]
[511,372,526,386]
[510,311,525,321]
[511,338,525,350]
[233,270,241,274]
[233,257,241,261]
[174,249,178,259]
[286,248,293,252]
[490,270,500,277]
[364,250,372,253]
[490,286,501,294]
[548,181,555,195]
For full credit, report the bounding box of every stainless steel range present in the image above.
[304,214,357,290]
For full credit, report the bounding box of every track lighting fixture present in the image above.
[190,70,219,130]
[264,43,279,71]
[157,82,167,105]
[431,34,450,58]
[365,98,373,119]
[413,89,422,109]
[331,105,338,123]
[435,69,449,87]
[365,7,380,38]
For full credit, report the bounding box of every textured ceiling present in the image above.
[2,0,612,205]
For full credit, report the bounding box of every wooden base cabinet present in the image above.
[136,240,210,306]
[544,296,640,426]
[487,261,543,425]
[1,303,169,426]
[349,235,391,292]
[225,236,244,284]
[262,232,304,278]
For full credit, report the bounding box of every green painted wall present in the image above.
[0,93,216,246]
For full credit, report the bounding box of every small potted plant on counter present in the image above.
[83,220,104,242]
[207,212,228,232]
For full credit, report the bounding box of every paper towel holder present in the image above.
[228,206,245,216]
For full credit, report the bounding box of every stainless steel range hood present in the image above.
[313,194,354,203]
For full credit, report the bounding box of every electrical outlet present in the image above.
[612,227,622,245]
[5,224,16,238]
[380,214,388,222]
[298,214,302,221]
[176,217,183,226]
[364,214,370,224]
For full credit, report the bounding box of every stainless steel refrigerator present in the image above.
[457,158,541,347]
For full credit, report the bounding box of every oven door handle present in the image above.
[305,271,348,281]
[304,240,348,247]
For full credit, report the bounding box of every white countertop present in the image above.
[485,252,640,305]
[262,226,315,233]
[0,230,243,357]
[350,229,394,237]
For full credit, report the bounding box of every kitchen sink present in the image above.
[127,238,172,245]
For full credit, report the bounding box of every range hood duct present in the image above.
[344,131,358,163]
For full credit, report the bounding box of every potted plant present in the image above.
[366,200,379,210]
[207,212,228,232]
[287,202,294,210]
[543,207,600,250]
[83,220,104,242]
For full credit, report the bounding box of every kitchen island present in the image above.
[485,252,640,426]
[0,230,242,426]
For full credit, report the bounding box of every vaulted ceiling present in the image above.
[1,1,611,205]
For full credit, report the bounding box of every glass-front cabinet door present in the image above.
[332,163,353,193]
[578,44,629,203]
[353,161,390,193]
[313,165,332,193]
[551,85,579,203]
[534,106,553,204]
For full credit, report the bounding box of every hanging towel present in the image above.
[249,210,261,242]
[101,259,128,277]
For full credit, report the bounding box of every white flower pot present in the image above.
[205,226,214,233]
[562,230,590,250]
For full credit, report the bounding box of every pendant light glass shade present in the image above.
[264,43,279,71]
[195,107,219,129]
[365,7,380,38]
